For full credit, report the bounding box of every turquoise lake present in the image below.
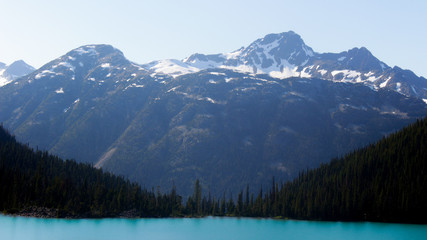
[1,215,426,240]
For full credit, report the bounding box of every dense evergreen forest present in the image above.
[184,117,427,223]
[0,125,182,217]
[1,116,426,222]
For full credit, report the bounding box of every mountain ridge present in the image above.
[145,31,426,100]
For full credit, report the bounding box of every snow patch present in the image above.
[64,98,80,113]
[318,69,327,76]
[423,99,427,104]
[222,65,254,74]
[380,77,391,88]
[101,63,111,68]
[240,87,256,92]
[167,86,181,93]
[124,83,145,90]
[269,66,299,79]
[396,82,401,92]
[331,70,362,82]
[74,47,97,56]
[364,71,374,77]
[209,72,226,76]
[205,97,216,104]
[225,77,235,83]
[52,61,75,72]
[0,75,12,87]
[145,59,200,78]
[187,59,222,69]
[224,48,244,60]
[55,87,64,94]
[300,67,312,78]
[35,70,56,79]
[338,56,346,61]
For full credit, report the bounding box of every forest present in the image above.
[1,116,426,222]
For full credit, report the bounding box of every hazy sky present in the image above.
[1,0,426,77]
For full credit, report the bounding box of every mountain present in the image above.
[1,33,427,196]
[147,31,427,100]
[0,60,35,87]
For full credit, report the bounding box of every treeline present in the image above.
[1,116,427,222]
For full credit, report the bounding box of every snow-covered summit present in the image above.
[28,44,137,83]
[140,31,427,99]
[0,60,35,87]
[146,31,387,80]
[183,31,314,76]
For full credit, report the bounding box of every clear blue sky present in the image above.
[1,0,426,77]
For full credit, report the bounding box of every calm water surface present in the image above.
[1,215,426,240]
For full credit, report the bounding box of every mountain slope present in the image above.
[0,45,153,164]
[98,70,427,196]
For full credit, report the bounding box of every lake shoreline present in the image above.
[3,206,426,225]
[3,206,143,219]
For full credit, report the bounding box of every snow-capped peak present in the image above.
[146,31,404,91]
[239,31,314,66]
[147,31,316,78]
[0,60,35,87]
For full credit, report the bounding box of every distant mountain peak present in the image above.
[5,60,35,76]
[38,44,129,76]
[0,60,35,87]
[145,31,427,99]
[346,46,374,59]
[238,31,314,68]
[254,31,313,55]
[170,31,316,78]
